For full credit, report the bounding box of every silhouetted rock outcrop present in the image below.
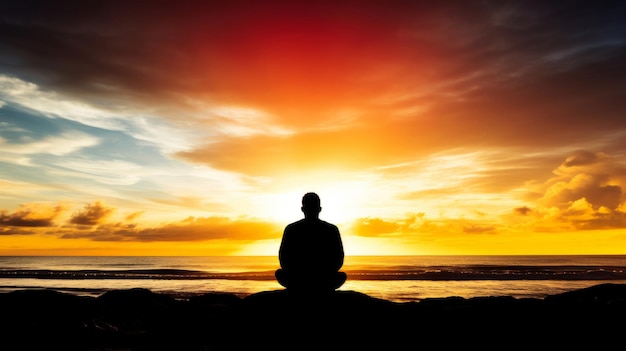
[1,284,625,350]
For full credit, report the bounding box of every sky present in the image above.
[1,0,626,256]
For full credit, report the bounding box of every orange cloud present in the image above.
[0,200,283,243]
[525,150,626,230]
[176,128,395,176]
[350,217,401,237]
[349,212,501,238]
[128,216,282,242]
[541,151,625,210]
[124,211,144,222]
[497,151,626,232]
[0,203,65,227]
[69,201,116,226]
[348,150,626,238]
[514,206,532,216]
[60,216,282,242]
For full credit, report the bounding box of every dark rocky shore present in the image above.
[2,283,625,350]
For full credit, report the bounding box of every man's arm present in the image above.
[278,226,291,269]
[331,224,344,271]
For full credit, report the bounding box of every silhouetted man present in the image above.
[275,192,347,293]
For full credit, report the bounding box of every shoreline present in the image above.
[4,278,624,303]
[2,283,625,349]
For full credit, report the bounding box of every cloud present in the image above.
[148,196,220,211]
[351,217,401,237]
[60,215,283,242]
[175,127,406,176]
[0,75,128,131]
[540,150,625,210]
[50,158,143,185]
[0,127,101,170]
[514,206,532,216]
[0,198,283,242]
[0,75,199,155]
[2,2,625,187]
[351,148,626,235]
[69,201,115,226]
[553,197,626,230]
[124,211,144,222]
[128,216,282,242]
[2,1,624,142]
[0,131,100,165]
[349,212,502,238]
[513,150,626,230]
[0,203,65,228]
[462,224,496,234]
[350,213,425,237]
[0,179,67,202]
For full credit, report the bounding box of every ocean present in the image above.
[1,255,625,302]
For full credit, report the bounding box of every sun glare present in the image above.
[258,179,370,226]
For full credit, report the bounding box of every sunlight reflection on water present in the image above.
[3,277,624,302]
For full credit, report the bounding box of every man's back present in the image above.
[279,218,344,274]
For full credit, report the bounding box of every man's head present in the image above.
[301,192,321,218]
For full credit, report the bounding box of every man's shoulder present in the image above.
[286,219,307,227]
[284,219,304,231]
[285,219,337,228]
[319,219,338,229]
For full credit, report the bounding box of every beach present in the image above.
[2,283,625,350]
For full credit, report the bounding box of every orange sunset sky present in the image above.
[1,0,626,256]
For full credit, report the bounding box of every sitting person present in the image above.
[275,192,347,293]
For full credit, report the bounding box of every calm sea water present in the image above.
[1,255,625,302]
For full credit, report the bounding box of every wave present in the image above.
[348,265,626,280]
[2,265,626,281]
[0,269,273,280]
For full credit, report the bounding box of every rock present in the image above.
[0,284,625,350]
[544,283,626,305]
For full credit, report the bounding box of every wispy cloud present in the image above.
[0,132,100,165]
[0,75,198,154]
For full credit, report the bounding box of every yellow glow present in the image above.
[252,174,373,225]
[1,227,626,256]
[341,235,432,256]
[234,239,282,256]
[0,235,245,256]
